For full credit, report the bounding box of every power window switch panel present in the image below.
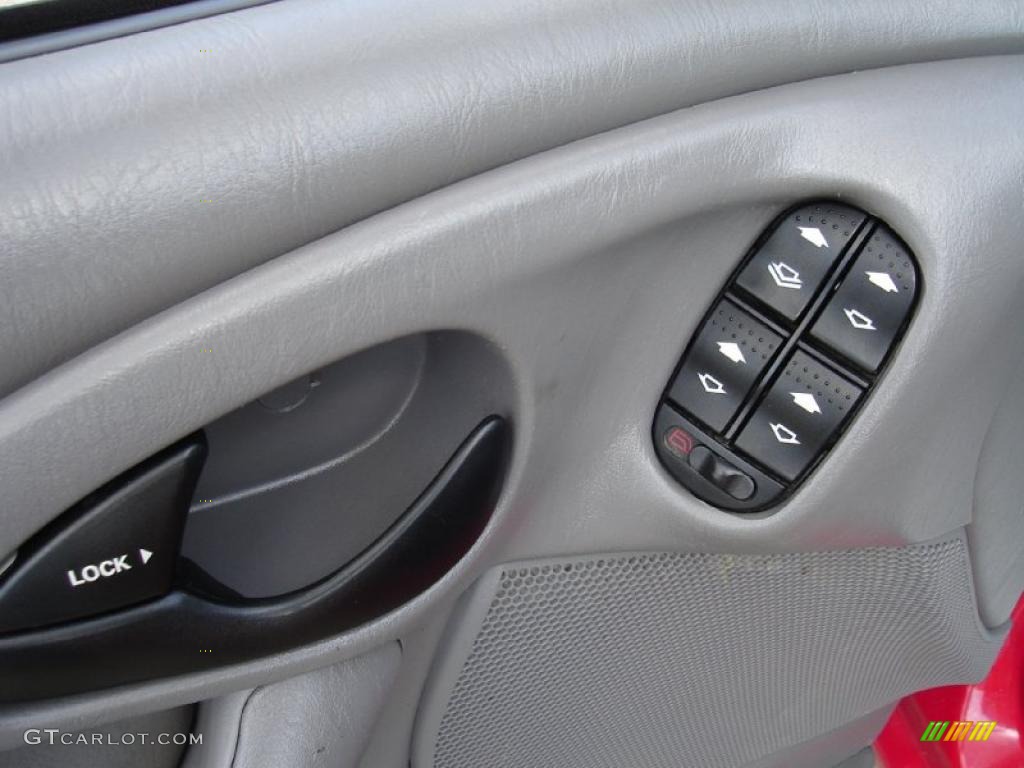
[667,298,783,433]
[736,351,862,481]
[0,435,205,635]
[810,226,918,372]
[736,203,866,322]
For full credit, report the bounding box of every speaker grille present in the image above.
[423,538,997,768]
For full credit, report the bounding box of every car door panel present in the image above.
[0,0,1020,396]
[1,2,1022,767]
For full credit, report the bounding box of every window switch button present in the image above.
[810,226,918,373]
[667,299,783,433]
[736,204,865,322]
[736,351,862,481]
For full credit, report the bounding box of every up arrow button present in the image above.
[735,204,866,321]
[810,225,918,373]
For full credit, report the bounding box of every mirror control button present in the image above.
[654,405,784,511]
[688,446,756,500]
[736,351,862,481]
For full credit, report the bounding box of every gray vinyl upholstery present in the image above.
[414,537,996,768]
[229,644,400,768]
[1,2,1022,766]
[0,0,1021,396]
[1,59,1021,756]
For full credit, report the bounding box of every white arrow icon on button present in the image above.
[770,423,801,445]
[791,392,822,414]
[798,226,829,249]
[768,261,803,290]
[866,271,899,293]
[844,308,876,330]
[717,341,746,364]
[698,372,727,394]
[139,549,153,565]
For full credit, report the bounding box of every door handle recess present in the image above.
[0,416,510,702]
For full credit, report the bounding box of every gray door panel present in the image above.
[1,2,1022,767]
[0,0,1021,396]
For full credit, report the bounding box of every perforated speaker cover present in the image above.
[413,535,999,768]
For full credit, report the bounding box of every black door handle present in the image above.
[0,416,510,703]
